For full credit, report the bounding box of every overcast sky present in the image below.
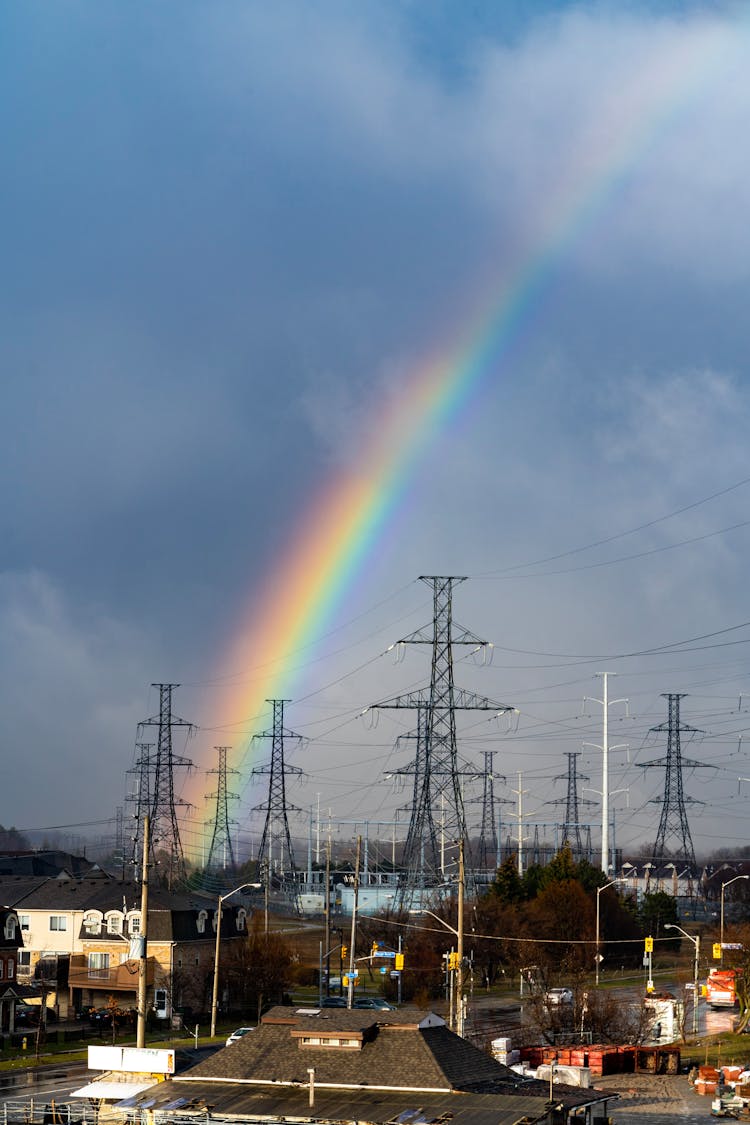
[3,1,750,869]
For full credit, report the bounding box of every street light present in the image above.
[720,875,750,967]
[210,883,260,1038]
[409,839,465,1036]
[595,879,626,987]
[665,923,700,1036]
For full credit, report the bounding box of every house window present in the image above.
[0,961,4,979]
[106,914,123,935]
[236,909,247,932]
[18,951,30,967]
[19,915,30,931]
[129,914,141,936]
[83,914,101,935]
[7,960,14,979]
[196,910,207,934]
[49,917,67,932]
[4,916,17,940]
[88,952,110,978]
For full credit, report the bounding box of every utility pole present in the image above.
[136,814,150,1048]
[456,838,465,1038]
[346,836,361,1010]
[583,673,628,875]
[510,773,530,876]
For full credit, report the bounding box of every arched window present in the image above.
[105,912,123,936]
[83,913,102,935]
[4,915,17,941]
[196,910,208,934]
[236,908,247,932]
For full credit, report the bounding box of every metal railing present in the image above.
[1,1100,100,1125]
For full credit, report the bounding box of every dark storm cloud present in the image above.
[0,2,749,861]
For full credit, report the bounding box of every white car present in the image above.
[545,988,573,1006]
[226,1026,254,1046]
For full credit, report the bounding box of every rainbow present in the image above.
[190,14,740,850]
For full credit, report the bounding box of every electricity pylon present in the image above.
[205,746,239,871]
[551,752,595,860]
[643,693,707,872]
[252,699,304,908]
[477,750,509,872]
[373,576,513,907]
[136,683,194,887]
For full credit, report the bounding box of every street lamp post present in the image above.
[665,923,700,1036]
[210,883,260,1039]
[720,875,750,967]
[408,839,466,1036]
[595,878,626,987]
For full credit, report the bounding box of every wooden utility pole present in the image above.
[136,814,150,1048]
[456,838,465,1037]
[346,837,361,1010]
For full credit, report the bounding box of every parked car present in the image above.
[226,1026,255,1046]
[353,997,395,1010]
[14,1003,57,1025]
[320,996,347,1008]
[545,988,573,1006]
[87,1005,136,1028]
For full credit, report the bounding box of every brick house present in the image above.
[0,876,248,1022]
[0,907,23,1031]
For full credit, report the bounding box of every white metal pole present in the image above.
[601,672,609,875]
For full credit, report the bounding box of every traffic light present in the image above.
[395,953,404,971]
[371,942,379,956]
[645,936,654,953]
[341,945,348,961]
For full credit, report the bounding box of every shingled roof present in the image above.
[180,1006,549,1096]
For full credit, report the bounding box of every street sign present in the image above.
[375,950,396,959]
[379,967,387,975]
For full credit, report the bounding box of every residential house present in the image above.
[0,908,23,1032]
[0,876,248,1022]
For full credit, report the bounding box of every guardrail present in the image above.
[1,1100,100,1125]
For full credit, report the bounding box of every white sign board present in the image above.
[88,1046,175,1075]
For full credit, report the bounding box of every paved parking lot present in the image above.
[597,1073,713,1124]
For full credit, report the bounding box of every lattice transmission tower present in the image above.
[643,693,707,872]
[133,683,195,887]
[374,576,513,907]
[551,752,595,860]
[252,699,304,906]
[205,746,239,871]
[477,750,510,872]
